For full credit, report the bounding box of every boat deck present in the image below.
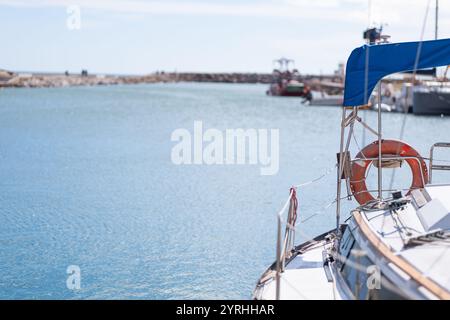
[353,184,450,299]
[254,185,450,300]
[254,240,341,300]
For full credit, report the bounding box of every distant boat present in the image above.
[305,92,343,107]
[266,58,307,97]
[395,80,450,115]
[412,82,450,115]
[303,63,345,106]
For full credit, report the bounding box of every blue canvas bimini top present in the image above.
[343,38,450,107]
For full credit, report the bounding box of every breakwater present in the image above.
[0,70,342,89]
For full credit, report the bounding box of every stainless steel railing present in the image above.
[275,188,298,300]
[429,142,450,183]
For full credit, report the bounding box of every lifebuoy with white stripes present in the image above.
[350,140,429,205]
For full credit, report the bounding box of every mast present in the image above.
[435,0,439,40]
[377,83,382,200]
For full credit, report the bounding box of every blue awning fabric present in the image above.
[343,38,450,107]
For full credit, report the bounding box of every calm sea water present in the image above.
[0,83,449,299]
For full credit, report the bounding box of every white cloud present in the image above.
[0,0,368,21]
[286,0,343,8]
[1,0,448,28]
[0,0,446,24]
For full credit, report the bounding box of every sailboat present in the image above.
[253,38,450,300]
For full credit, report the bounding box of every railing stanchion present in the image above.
[377,82,383,200]
[275,215,282,300]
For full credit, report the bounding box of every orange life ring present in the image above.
[350,140,429,205]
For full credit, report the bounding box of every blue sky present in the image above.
[1,0,449,75]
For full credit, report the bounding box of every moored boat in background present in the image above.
[395,80,450,115]
[306,92,343,106]
[266,58,306,97]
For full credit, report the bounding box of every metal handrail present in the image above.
[275,189,297,300]
[350,155,428,187]
[429,142,450,183]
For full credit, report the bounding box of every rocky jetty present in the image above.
[172,73,273,83]
[0,71,277,89]
[0,69,15,82]
[0,74,156,88]
[0,70,344,93]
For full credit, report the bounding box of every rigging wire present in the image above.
[294,164,337,188]
[388,0,432,191]
[362,0,372,146]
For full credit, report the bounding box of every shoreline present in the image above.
[0,71,343,91]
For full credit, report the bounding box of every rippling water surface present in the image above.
[0,83,449,299]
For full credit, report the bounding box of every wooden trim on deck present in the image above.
[353,210,450,300]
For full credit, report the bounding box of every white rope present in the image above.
[294,164,336,188]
